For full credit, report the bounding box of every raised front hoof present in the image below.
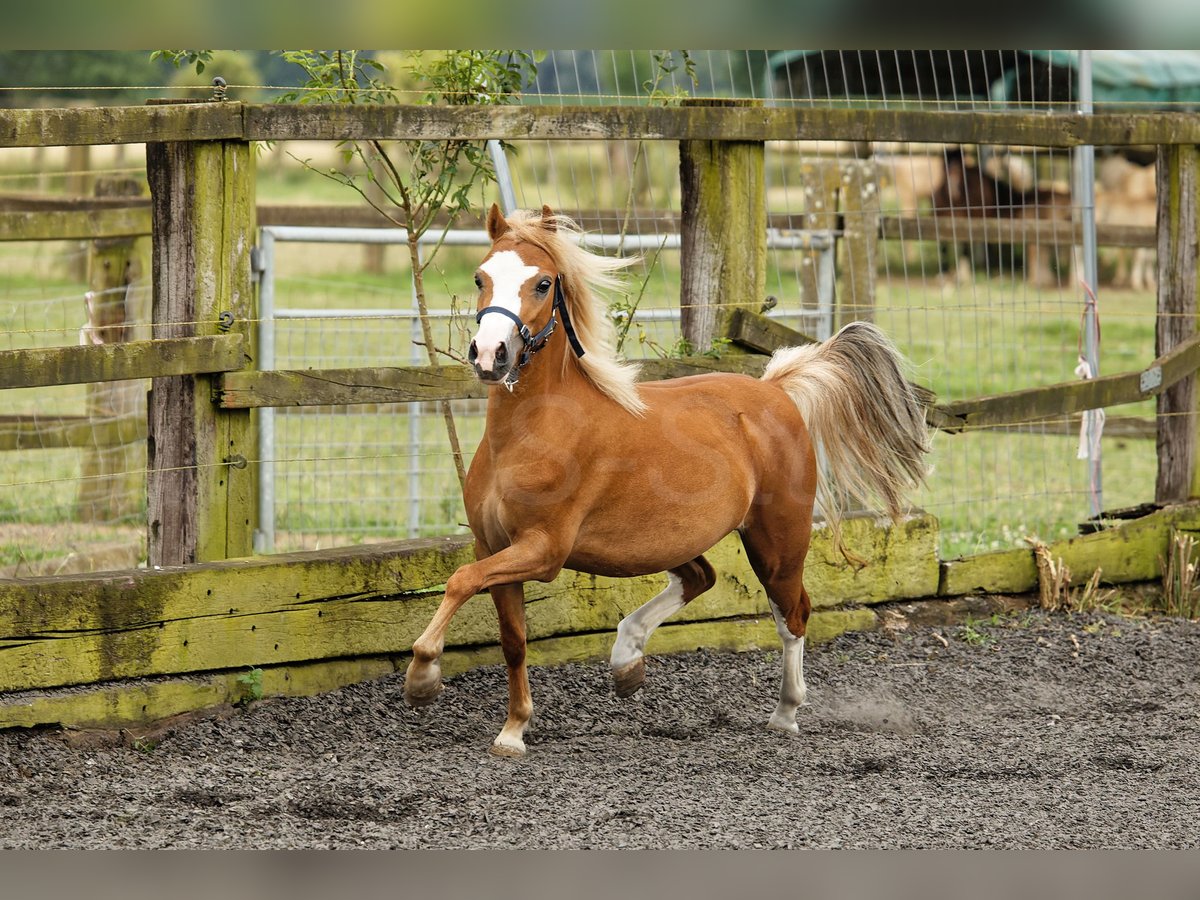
[766,714,800,735]
[489,737,527,758]
[402,660,444,709]
[611,657,646,698]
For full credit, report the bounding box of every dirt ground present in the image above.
[1,608,1199,849]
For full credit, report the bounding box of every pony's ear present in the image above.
[486,203,510,241]
[540,204,557,232]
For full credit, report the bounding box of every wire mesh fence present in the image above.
[0,49,1178,569]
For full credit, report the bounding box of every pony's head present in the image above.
[467,204,647,415]
[469,203,561,384]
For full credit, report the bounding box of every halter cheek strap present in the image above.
[474,276,585,374]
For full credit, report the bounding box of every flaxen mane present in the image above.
[504,210,646,416]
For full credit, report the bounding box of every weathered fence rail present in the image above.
[5,103,1200,148]
[0,100,1197,732]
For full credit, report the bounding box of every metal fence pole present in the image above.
[254,229,276,553]
[488,140,518,214]
[1076,49,1103,517]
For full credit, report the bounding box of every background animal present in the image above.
[929,148,1073,287]
[1096,153,1157,292]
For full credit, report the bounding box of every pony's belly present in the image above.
[564,508,741,578]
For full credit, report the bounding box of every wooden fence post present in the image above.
[146,138,257,566]
[76,176,151,523]
[840,157,880,326]
[1154,144,1200,504]
[65,144,92,282]
[679,99,766,352]
[798,159,841,318]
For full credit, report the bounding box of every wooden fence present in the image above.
[0,101,1198,731]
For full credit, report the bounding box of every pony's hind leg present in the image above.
[765,585,811,733]
[610,555,715,698]
[739,528,812,734]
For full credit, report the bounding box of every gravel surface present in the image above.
[2,609,1199,849]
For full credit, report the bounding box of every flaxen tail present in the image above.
[762,322,931,549]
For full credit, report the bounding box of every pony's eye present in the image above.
[474,274,483,290]
[536,278,553,295]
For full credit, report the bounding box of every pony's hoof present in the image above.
[766,715,800,735]
[403,660,444,708]
[612,657,645,698]
[403,682,444,709]
[489,737,527,758]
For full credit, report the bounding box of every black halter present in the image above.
[474,276,586,373]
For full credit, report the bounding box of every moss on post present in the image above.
[679,99,766,352]
[146,139,257,566]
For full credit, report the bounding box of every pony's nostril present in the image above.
[495,343,508,364]
[468,340,478,363]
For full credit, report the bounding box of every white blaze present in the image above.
[474,250,539,370]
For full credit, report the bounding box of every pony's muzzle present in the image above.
[469,336,515,383]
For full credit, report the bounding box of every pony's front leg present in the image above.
[489,581,531,756]
[403,538,561,717]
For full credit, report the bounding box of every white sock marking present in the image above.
[768,599,807,733]
[611,574,686,670]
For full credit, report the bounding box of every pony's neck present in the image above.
[485,329,594,431]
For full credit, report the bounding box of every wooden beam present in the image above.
[147,140,257,567]
[880,215,1157,250]
[0,102,244,147]
[0,415,146,451]
[679,99,766,352]
[217,355,769,409]
[4,103,1200,149]
[0,514,937,695]
[0,335,243,390]
[727,308,817,354]
[0,207,152,241]
[936,331,1200,430]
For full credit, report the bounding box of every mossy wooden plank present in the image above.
[727,309,817,355]
[0,657,402,730]
[0,207,152,241]
[0,103,244,147]
[0,535,475,634]
[0,335,242,390]
[0,515,935,694]
[939,549,1038,596]
[4,104,1200,149]
[248,105,1200,147]
[0,414,145,451]
[217,356,768,409]
[1047,504,1200,585]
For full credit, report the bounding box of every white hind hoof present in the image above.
[489,736,527,758]
[767,714,800,735]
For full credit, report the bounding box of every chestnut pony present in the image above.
[404,205,930,756]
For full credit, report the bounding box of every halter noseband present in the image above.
[473,276,585,385]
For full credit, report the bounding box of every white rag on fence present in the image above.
[1074,355,1106,460]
